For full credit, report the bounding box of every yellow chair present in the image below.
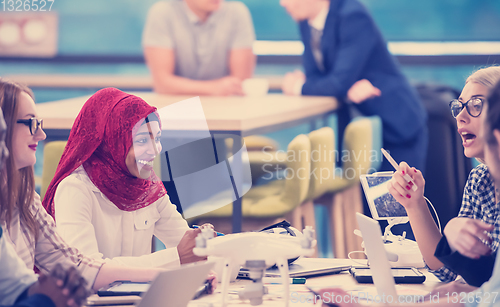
[41,141,162,198]
[40,141,67,198]
[224,136,287,183]
[190,133,311,234]
[243,135,279,152]
[310,117,382,258]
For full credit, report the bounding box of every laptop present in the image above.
[238,257,352,279]
[89,261,214,307]
[355,213,428,302]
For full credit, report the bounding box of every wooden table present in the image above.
[5,74,284,91]
[37,93,338,232]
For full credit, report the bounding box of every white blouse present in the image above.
[0,226,38,305]
[54,166,189,269]
[2,194,103,289]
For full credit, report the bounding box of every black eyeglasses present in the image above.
[16,118,43,135]
[449,97,484,118]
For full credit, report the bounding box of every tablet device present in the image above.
[350,267,425,284]
[238,258,351,279]
[97,281,150,297]
[86,294,141,306]
[360,172,409,220]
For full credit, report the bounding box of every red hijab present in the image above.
[43,88,166,217]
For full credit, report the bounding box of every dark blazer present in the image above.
[299,0,426,146]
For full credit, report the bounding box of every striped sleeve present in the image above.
[31,197,103,289]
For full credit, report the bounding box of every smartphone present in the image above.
[350,267,425,284]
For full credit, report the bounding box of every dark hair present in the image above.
[0,79,37,238]
[142,112,160,125]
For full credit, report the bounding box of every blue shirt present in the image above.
[142,0,255,80]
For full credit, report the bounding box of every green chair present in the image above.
[40,141,67,198]
[189,133,311,235]
[40,141,162,199]
[308,117,382,258]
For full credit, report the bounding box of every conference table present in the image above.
[84,258,443,307]
[36,93,339,233]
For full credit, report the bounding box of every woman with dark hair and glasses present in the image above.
[383,66,500,290]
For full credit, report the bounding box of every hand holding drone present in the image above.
[193,225,316,307]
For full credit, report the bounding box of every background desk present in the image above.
[37,93,338,232]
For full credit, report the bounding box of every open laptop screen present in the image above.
[360,172,408,220]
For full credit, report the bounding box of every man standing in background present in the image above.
[142,0,256,96]
[280,0,427,172]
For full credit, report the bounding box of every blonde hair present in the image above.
[466,66,500,88]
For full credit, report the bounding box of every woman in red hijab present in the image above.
[43,88,204,268]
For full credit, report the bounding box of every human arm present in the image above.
[443,218,493,258]
[142,1,227,95]
[153,197,207,264]
[300,11,379,97]
[386,162,444,270]
[229,48,255,81]
[34,198,164,291]
[26,264,89,307]
[432,165,497,286]
[142,2,253,95]
[144,47,244,96]
[346,79,381,104]
[11,263,159,307]
[54,176,190,269]
[434,233,496,287]
[227,1,255,80]
[444,165,496,258]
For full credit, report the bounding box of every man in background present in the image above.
[280,0,427,172]
[142,0,256,96]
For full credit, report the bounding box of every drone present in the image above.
[193,226,316,307]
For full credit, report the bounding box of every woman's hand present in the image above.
[443,217,494,258]
[29,263,89,307]
[207,270,217,293]
[386,161,426,210]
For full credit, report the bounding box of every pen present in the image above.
[262,277,306,284]
[192,225,225,236]
[381,148,418,192]
[192,280,212,300]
